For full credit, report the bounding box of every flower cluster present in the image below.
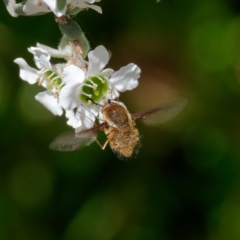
[14,43,140,131]
[5,0,141,133]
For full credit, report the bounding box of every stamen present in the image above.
[98,77,105,83]
[88,79,98,90]
[36,75,40,83]
[38,76,45,86]
[39,68,48,75]
[93,84,98,90]
[88,99,92,105]
[82,92,92,98]
[51,76,60,82]
[38,69,51,84]
[83,83,94,89]
[59,83,65,88]
[49,72,55,79]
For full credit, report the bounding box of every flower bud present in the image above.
[59,18,90,58]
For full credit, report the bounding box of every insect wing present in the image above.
[132,98,188,125]
[50,124,106,151]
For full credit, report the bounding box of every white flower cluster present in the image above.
[14,44,140,132]
[5,0,141,133]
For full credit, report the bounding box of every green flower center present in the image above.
[80,75,108,104]
[45,70,63,89]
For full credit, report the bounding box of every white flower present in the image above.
[59,45,141,112]
[87,45,141,98]
[23,0,102,17]
[58,64,100,130]
[14,46,64,115]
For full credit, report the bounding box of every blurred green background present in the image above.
[1,0,240,239]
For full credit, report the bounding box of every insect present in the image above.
[50,98,187,158]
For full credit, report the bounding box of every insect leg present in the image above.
[94,138,109,150]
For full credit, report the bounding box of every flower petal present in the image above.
[4,0,18,17]
[23,0,51,15]
[70,0,102,13]
[57,36,73,58]
[62,65,85,84]
[59,82,82,110]
[87,4,102,13]
[78,2,102,13]
[84,0,95,4]
[37,42,71,58]
[101,68,114,78]
[88,45,109,76]
[42,0,67,16]
[14,58,39,84]
[65,110,82,128]
[109,63,141,92]
[35,90,63,115]
[108,87,120,99]
[28,47,51,69]
[75,106,96,133]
